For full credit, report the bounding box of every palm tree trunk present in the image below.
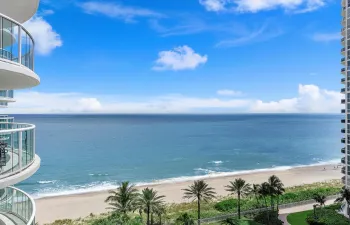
[159,214,162,225]
[276,196,279,211]
[151,213,154,225]
[238,193,241,219]
[198,197,201,225]
[147,205,150,225]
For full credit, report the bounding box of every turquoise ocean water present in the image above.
[11,114,342,198]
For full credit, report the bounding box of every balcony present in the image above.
[0,186,35,225]
[342,128,346,133]
[342,37,345,46]
[0,90,14,103]
[342,68,346,74]
[342,87,346,93]
[0,14,39,90]
[0,122,40,188]
[342,7,346,17]
[342,47,346,54]
[342,57,346,65]
[342,99,346,104]
[342,109,346,113]
[342,147,346,154]
[342,138,346,143]
[342,157,346,164]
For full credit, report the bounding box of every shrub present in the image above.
[253,210,283,225]
[305,207,348,225]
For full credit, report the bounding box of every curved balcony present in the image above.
[342,99,346,104]
[342,37,345,46]
[0,186,35,225]
[0,14,39,90]
[342,87,346,93]
[342,147,347,154]
[0,90,14,103]
[0,123,40,188]
[342,109,346,113]
[342,157,345,164]
[342,57,346,65]
[0,0,39,23]
[342,128,346,133]
[342,47,346,54]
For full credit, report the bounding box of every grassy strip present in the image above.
[287,210,312,225]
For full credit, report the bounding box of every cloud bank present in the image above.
[3,84,341,114]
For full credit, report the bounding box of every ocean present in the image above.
[11,114,342,199]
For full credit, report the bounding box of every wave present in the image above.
[210,160,223,165]
[32,158,339,199]
[38,180,57,184]
[88,173,109,177]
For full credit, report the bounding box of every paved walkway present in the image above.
[278,213,290,225]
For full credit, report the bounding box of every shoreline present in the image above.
[33,159,340,200]
[35,163,342,224]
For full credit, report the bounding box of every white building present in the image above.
[0,0,41,224]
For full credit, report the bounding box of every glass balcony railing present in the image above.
[342,88,346,93]
[342,47,346,52]
[0,186,35,225]
[342,109,346,113]
[341,166,350,175]
[0,14,34,71]
[342,68,346,73]
[342,57,346,62]
[342,78,346,83]
[342,147,346,154]
[342,99,346,104]
[0,102,8,107]
[0,123,35,179]
[342,37,345,42]
[0,90,14,99]
[342,128,346,133]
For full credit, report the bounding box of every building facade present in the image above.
[0,0,41,224]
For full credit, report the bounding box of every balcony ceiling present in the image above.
[0,0,39,23]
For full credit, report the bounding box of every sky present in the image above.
[4,0,344,113]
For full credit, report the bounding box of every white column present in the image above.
[18,26,21,65]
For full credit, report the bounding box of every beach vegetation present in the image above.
[105,181,139,215]
[183,180,216,224]
[225,178,251,219]
[175,212,195,225]
[253,210,283,225]
[137,187,165,225]
[313,193,326,207]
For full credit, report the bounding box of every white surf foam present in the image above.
[37,180,57,184]
[32,159,340,199]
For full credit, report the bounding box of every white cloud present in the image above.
[199,0,326,13]
[23,16,62,55]
[2,84,342,114]
[250,84,342,113]
[217,89,243,96]
[153,46,208,71]
[41,9,55,16]
[216,23,283,47]
[311,32,341,42]
[199,0,227,11]
[80,1,162,22]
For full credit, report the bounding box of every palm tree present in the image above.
[176,213,195,225]
[155,204,166,225]
[105,181,139,215]
[335,187,350,218]
[313,193,326,207]
[183,180,216,225]
[267,175,284,210]
[225,178,251,219]
[252,184,261,206]
[275,183,285,211]
[138,187,165,225]
[258,182,271,223]
[258,182,270,208]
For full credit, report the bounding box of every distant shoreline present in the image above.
[35,163,342,224]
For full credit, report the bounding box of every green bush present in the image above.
[305,207,348,225]
[253,210,283,225]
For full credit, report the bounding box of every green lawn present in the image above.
[287,209,313,225]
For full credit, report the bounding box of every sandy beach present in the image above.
[36,164,342,224]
